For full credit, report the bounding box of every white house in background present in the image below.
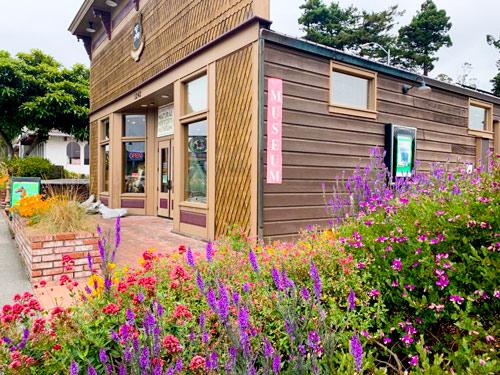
[16,130,90,176]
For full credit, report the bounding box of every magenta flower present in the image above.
[368,289,380,298]
[449,295,464,304]
[401,335,414,346]
[408,355,419,367]
[348,288,356,310]
[391,258,402,271]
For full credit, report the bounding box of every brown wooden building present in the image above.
[70,0,500,242]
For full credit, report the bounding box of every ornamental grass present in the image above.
[0,153,498,374]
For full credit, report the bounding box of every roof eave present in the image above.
[69,0,95,34]
[261,29,500,105]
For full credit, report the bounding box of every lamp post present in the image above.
[360,42,391,65]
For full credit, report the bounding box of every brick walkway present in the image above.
[98,216,206,268]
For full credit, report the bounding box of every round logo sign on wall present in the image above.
[188,137,207,154]
[131,13,145,62]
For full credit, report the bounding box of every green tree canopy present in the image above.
[298,0,402,62]
[487,34,500,96]
[0,49,89,159]
[396,0,452,76]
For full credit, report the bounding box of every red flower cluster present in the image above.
[9,350,35,370]
[162,334,183,354]
[173,304,192,322]
[170,265,190,282]
[137,276,157,291]
[1,293,42,324]
[62,254,75,271]
[189,355,206,371]
[178,245,186,254]
[103,303,120,315]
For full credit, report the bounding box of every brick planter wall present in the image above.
[0,189,6,208]
[8,214,101,284]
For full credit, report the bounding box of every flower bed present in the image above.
[0,154,498,374]
[7,213,100,283]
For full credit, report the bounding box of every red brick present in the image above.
[32,262,53,270]
[74,271,92,279]
[54,246,76,254]
[30,234,54,242]
[42,254,61,262]
[55,233,76,241]
[32,248,55,256]
[64,240,84,246]
[43,241,64,248]
[42,268,64,276]
[32,256,42,263]
[31,242,43,249]
[83,238,98,245]
[32,270,42,277]
[75,232,96,239]
[75,245,94,252]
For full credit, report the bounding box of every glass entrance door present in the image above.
[158,140,173,218]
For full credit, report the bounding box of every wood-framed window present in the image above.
[99,118,110,193]
[180,70,208,205]
[468,98,493,139]
[329,61,377,119]
[122,114,147,194]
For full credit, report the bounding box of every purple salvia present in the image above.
[139,346,150,368]
[137,291,145,303]
[350,334,363,373]
[87,365,97,375]
[98,239,106,263]
[248,249,259,272]
[309,261,322,300]
[104,277,112,291]
[242,282,250,293]
[132,337,140,352]
[124,346,132,363]
[196,272,205,294]
[232,291,241,306]
[110,330,119,342]
[153,326,161,356]
[87,253,93,272]
[206,241,214,263]
[348,288,356,310]
[300,287,310,301]
[199,312,206,328]
[96,224,102,237]
[98,348,108,364]
[186,247,195,267]
[126,308,135,324]
[281,268,295,289]
[142,312,155,334]
[307,331,321,351]
[271,268,283,290]
[207,287,218,313]
[17,328,29,350]
[206,351,219,370]
[237,306,249,331]
[69,361,79,375]
[202,331,209,344]
[85,285,92,295]
[226,347,237,372]
[118,365,127,375]
[262,337,273,358]
[156,302,164,317]
[175,358,183,372]
[166,367,174,375]
[272,354,281,374]
[153,364,162,375]
[113,216,120,262]
[217,282,230,322]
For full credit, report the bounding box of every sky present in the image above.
[0,0,498,91]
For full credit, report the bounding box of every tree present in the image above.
[456,62,478,88]
[0,49,89,159]
[396,0,452,76]
[487,34,500,96]
[299,0,402,62]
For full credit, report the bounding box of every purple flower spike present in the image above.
[300,287,310,301]
[350,334,363,373]
[87,253,93,272]
[263,336,273,358]
[207,287,218,313]
[175,358,183,372]
[348,288,356,310]
[186,247,195,267]
[98,348,108,364]
[217,282,230,322]
[206,241,214,263]
[69,361,79,375]
[248,250,259,272]
[196,272,205,294]
[140,346,150,368]
[272,268,282,290]
[98,239,106,262]
[87,365,97,375]
[104,277,112,291]
[114,216,121,249]
[272,354,281,374]
[310,261,322,300]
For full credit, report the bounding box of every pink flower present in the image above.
[449,295,464,304]
[383,337,392,344]
[485,335,495,343]
[479,359,486,365]
[368,289,380,298]
[163,334,182,354]
[189,355,206,371]
[408,355,419,367]
[401,335,414,346]
[391,258,402,271]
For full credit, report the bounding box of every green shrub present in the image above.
[3,156,55,178]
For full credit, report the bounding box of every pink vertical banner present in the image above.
[267,78,283,184]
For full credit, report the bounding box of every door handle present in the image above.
[166,180,172,191]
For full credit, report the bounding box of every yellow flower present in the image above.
[108,262,116,271]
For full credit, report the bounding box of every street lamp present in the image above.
[360,42,391,65]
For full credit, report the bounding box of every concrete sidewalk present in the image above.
[0,214,32,306]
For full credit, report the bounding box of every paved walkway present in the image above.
[0,215,32,306]
[98,216,206,268]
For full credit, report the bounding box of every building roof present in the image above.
[261,29,500,106]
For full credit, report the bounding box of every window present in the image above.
[185,74,208,114]
[67,142,81,165]
[100,118,110,193]
[468,99,493,134]
[182,72,208,204]
[123,141,146,193]
[185,120,207,202]
[122,114,147,193]
[84,143,89,165]
[330,61,377,119]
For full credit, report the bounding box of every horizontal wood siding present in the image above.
[89,121,98,196]
[262,43,499,240]
[90,0,257,112]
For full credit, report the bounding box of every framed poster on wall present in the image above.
[384,124,417,179]
[157,104,174,137]
[10,177,41,207]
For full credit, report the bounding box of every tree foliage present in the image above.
[395,0,452,75]
[0,49,89,158]
[487,34,500,96]
[298,0,402,62]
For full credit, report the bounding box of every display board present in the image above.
[157,104,174,137]
[384,124,417,179]
[10,177,41,207]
